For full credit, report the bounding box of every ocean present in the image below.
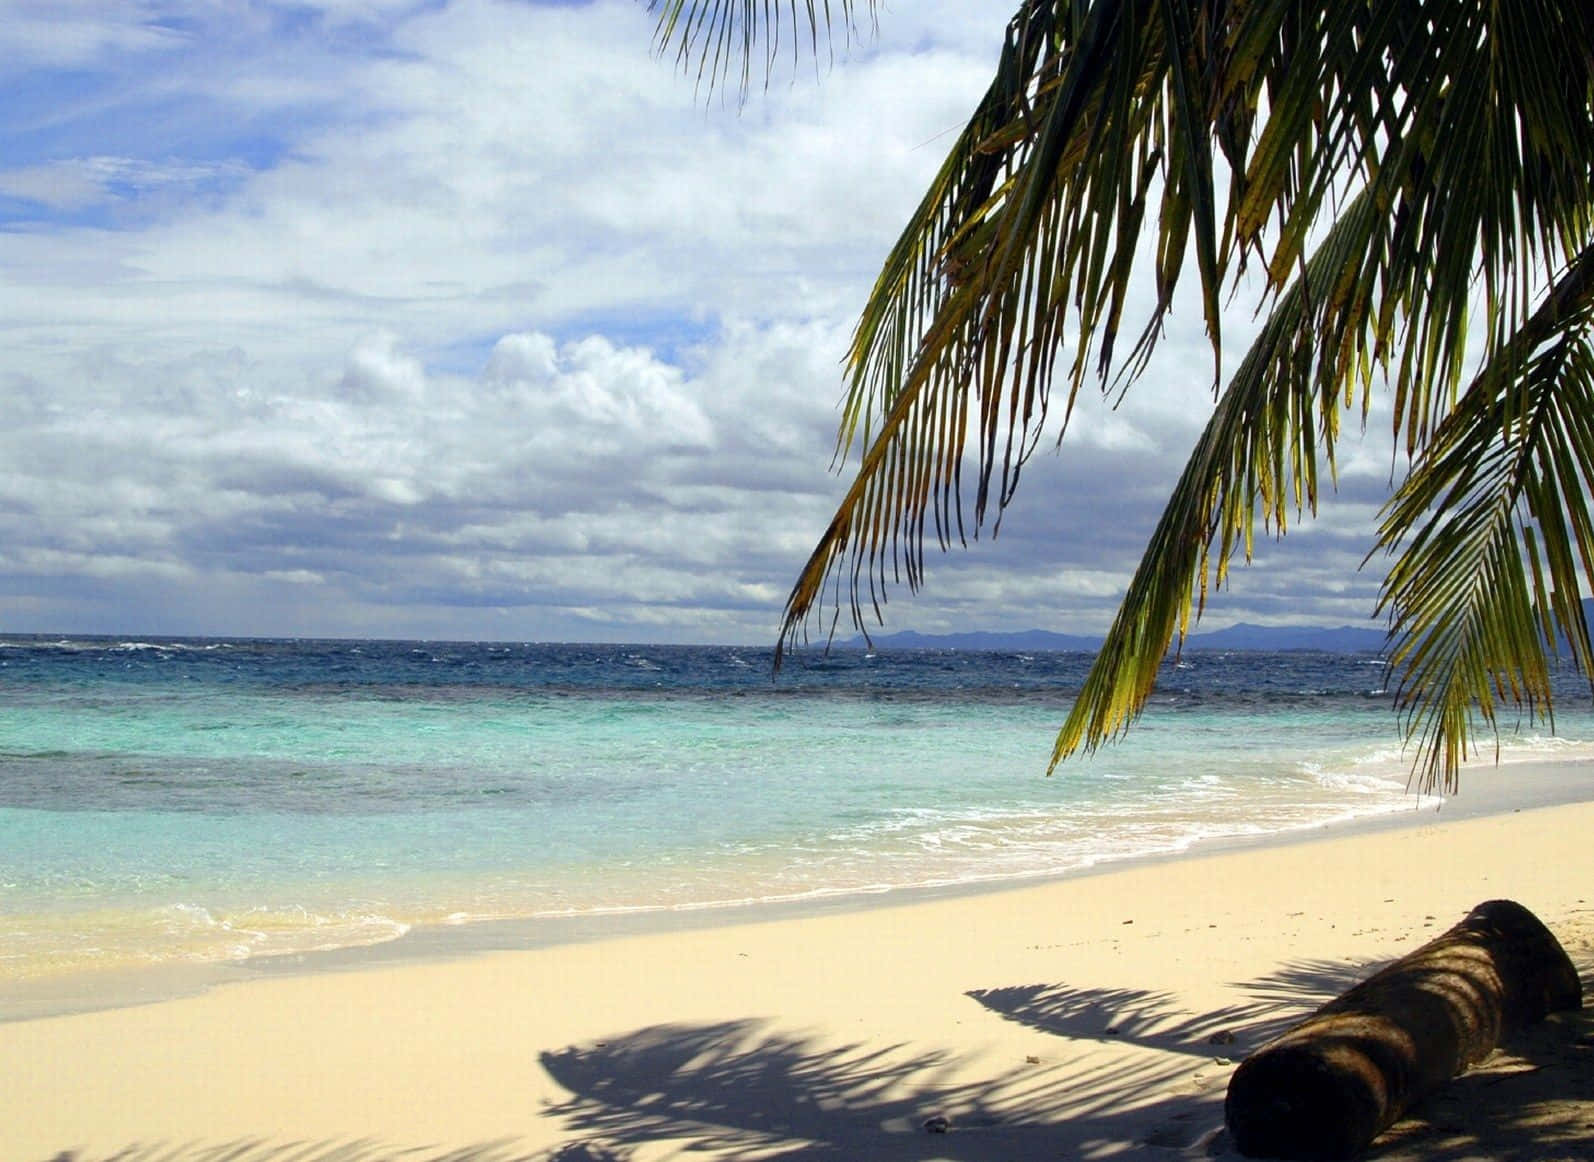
[4,634,1594,990]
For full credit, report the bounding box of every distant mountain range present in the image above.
[842,623,1388,653]
[844,599,1594,654]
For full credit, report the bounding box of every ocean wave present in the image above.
[1494,733,1594,760]
[0,638,233,654]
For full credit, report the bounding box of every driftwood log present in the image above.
[1224,898,1582,1160]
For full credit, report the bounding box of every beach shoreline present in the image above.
[6,772,1594,1160]
[7,753,1594,1028]
[14,635,1594,1033]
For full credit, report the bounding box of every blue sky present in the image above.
[0,0,1399,643]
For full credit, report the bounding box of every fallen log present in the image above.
[1224,898,1582,1160]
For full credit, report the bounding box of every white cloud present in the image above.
[0,319,848,638]
[0,0,1411,641]
[0,156,251,211]
[0,1,186,68]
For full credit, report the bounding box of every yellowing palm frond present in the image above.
[1376,244,1594,791]
[655,0,1594,788]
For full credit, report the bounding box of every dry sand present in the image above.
[5,797,1594,1161]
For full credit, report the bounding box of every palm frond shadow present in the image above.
[968,956,1594,1161]
[43,1140,573,1162]
[528,959,1382,1158]
[1368,1003,1594,1161]
[536,1015,1230,1159]
[50,962,1593,1162]
[967,957,1373,1055]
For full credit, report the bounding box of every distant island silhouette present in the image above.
[842,624,1389,653]
[844,598,1594,654]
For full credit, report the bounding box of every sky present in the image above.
[1,0,1406,644]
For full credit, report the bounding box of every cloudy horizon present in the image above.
[2,0,1404,646]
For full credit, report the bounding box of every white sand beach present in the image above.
[5,793,1594,1161]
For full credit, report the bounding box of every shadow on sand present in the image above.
[37,1143,562,1162]
[45,963,1594,1162]
[1365,999,1594,1161]
[527,957,1368,1159]
[965,957,1374,1056]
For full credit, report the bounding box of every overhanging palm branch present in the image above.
[1376,244,1594,791]
[648,0,875,95]
[1053,186,1387,769]
[651,1,1594,788]
[777,0,1245,651]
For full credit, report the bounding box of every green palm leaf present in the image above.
[778,0,1239,665]
[1053,187,1385,766]
[648,0,874,95]
[1376,244,1594,792]
[654,0,1594,787]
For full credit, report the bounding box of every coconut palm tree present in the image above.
[651,0,1594,792]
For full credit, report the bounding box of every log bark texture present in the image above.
[1224,898,1582,1160]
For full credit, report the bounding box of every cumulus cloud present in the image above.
[0,0,1408,641]
[0,317,855,638]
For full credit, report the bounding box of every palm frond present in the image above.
[647,0,875,96]
[1051,186,1386,765]
[757,0,1594,785]
[779,0,1236,662]
[1376,243,1594,792]
[1051,8,1594,778]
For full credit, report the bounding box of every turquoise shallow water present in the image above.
[4,636,1593,981]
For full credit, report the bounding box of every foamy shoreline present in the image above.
[7,755,1594,1026]
[5,764,1594,1160]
